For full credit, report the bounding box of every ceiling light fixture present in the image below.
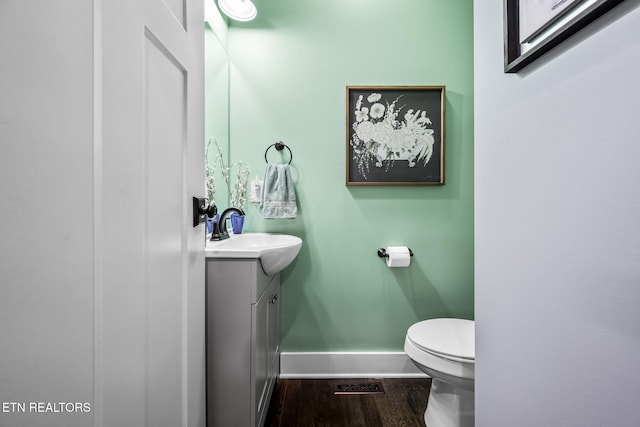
[217,0,257,22]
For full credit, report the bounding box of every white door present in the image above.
[99,1,205,426]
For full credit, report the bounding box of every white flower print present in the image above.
[367,93,382,103]
[355,107,369,123]
[350,91,437,179]
[370,103,385,119]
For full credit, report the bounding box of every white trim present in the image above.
[279,352,429,379]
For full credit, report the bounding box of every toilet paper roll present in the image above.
[385,246,411,268]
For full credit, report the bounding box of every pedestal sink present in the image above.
[205,233,302,275]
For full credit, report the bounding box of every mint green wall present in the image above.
[205,8,230,208]
[226,0,474,352]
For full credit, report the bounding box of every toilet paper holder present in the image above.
[377,247,413,258]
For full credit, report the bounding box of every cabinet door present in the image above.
[267,282,281,375]
[254,276,281,427]
[252,283,270,425]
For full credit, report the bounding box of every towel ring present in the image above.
[264,141,292,165]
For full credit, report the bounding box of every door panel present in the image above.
[144,28,186,427]
[164,0,186,28]
[100,0,204,426]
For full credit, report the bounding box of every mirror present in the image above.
[205,10,230,209]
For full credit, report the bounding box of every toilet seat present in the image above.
[405,318,476,427]
[406,318,475,362]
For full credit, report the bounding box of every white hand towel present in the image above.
[259,164,297,219]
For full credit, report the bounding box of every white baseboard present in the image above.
[279,352,429,379]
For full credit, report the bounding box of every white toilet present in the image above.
[404,318,475,427]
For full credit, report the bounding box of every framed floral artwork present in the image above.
[346,86,445,186]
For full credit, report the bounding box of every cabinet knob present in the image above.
[269,294,278,304]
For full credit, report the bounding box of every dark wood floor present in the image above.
[264,378,432,427]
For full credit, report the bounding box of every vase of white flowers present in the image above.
[205,138,250,220]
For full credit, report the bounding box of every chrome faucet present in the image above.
[210,207,245,241]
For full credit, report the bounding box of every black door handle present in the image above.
[192,197,217,227]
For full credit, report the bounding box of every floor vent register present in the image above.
[333,382,385,395]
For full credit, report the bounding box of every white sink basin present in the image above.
[205,233,302,275]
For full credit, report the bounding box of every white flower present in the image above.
[413,132,435,165]
[367,93,382,103]
[206,138,251,209]
[373,121,394,145]
[421,111,432,125]
[387,130,416,156]
[404,110,415,122]
[356,120,375,142]
[355,107,369,122]
[370,103,385,119]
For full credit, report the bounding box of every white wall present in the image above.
[0,2,94,426]
[475,2,640,426]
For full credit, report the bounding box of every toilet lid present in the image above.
[407,318,475,361]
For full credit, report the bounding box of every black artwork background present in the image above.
[346,86,444,185]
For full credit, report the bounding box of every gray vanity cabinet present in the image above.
[206,259,280,427]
